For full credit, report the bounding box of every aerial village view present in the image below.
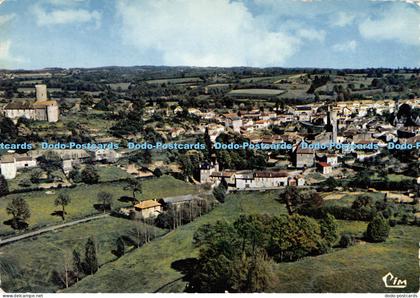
[0,0,419,295]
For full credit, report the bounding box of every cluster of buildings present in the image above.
[192,98,420,186]
[200,160,305,190]
[2,84,59,123]
[0,149,120,180]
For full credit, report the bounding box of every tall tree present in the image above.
[84,237,98,275]
[72,249,83,282]
[319,213,338,247]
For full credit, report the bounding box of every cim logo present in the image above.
[382,272,407,289]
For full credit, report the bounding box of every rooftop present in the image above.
[134,200,161,210]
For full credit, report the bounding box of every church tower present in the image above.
[326,105,337,143]
[35,84,48,102]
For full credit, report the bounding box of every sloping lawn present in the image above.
[0,176,197,236]
[0,216,165,292]
[65,191,419,293]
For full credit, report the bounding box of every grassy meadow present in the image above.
[228,88,285,96]
[0,175,197,236]
[65,191,419,293]
[0,216,166,292]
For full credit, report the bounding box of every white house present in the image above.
[0,155,17,179]
[317,162,332,175]
[326,154,338,167]
[208,169,303,190]
[15,154,37,169]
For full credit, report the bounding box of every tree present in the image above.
[324,176,338,191]
[81,165,99,184]
[51,250,73,288]
[155,209,176,229]
[366,215,390,242]
[72,249,83,282]
[180,155,193,180]
[351,171,371,189]
[69,169,82,183]
[84,237,98,275]
[189,216,275,293]
[352,195,374,209]
[0,117,18,141]
[213,183,227,203]
[80,93,95,108]
[30,168,43,183]
[54,192,71,220]
[269,214,322,262]
[0,174,9,197]
[126,178,142,200]
[153,168,163,177]
[6,197,31,228]
[339,233,355,248]
[115,237,125,258]
[36,152,62,179]
[130,219,145,248]
[277,186,304,215]
[97,191,113,213]
[319,213,338,247]
[230,251,276,293]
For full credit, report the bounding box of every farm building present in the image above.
[133,199,162,219]
[159,194,201,209]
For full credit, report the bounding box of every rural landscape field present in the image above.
[0,0,419,295]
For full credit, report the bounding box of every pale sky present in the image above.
[0,0,419,69]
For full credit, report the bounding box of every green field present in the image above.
[0,216,166,292]
[370,173,414,182]
[145,77,202,85]
[107,83,131,90]
[228,88,285,96]
[0,176,197,236]
[323,192,385,207]
[95,165,132,182]
[65,191,419,293]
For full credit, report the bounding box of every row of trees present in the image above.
[155,198,215,230]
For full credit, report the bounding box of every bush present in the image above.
[339,233,355,248]
[389,218,397,227]
[319,213,338,247]
[366,215,390,242]
[81,166,99,184]
[153,168,163,177]
[0,174,9,196]
[213,184,227,203]
[69,169,82,183]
